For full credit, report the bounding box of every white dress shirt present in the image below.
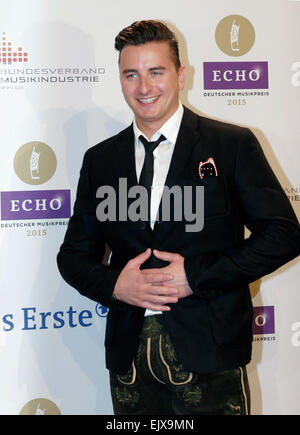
[132,102,184,315]
[133,102,184,228]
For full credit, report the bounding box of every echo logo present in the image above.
[252,306,275,335]
[0,190,70,220]
[203,61,268,90]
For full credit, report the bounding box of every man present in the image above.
[57,20,300,415]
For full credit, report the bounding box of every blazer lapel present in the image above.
[115,124,138,187]
[152,107,203,231]
[164,106,201,188]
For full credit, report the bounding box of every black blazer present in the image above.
[57,107,300,375]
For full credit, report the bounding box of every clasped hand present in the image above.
[113,248,193,311]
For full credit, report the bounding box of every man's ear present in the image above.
[178,65,186,91]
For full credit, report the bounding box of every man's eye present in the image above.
[126,73,136,79]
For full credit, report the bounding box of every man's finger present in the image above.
[128,248,151,268]
[145,285,179,296]
[141,271,174,282]
[152,249,178,262]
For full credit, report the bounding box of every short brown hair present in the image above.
[115,20,181,70]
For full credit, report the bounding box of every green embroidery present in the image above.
[115,386,140,408]
[182,386,203,406]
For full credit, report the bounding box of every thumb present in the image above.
[153,249,177,262]
[129,248,152,268]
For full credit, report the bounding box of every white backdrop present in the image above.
[0,0,299,415]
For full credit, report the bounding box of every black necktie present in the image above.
[139,134,166,221]
[139,134,166,192]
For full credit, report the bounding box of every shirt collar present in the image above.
[133,102,183,146]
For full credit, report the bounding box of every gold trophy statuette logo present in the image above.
[215,15,255,57]
[14,141,57,185]
[19,398,61,415]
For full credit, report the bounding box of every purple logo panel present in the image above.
[1,190,71,220]
[203,61,269,89]
[252,306,275,335]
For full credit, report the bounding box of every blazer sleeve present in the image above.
[57,150,122,307]
[184,128,300,296]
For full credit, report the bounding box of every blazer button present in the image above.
[139,222,147,230]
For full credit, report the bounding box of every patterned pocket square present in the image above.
[198,157,218,179]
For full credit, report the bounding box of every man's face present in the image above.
[119,41,185,137]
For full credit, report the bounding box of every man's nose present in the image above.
[138,76,152,95]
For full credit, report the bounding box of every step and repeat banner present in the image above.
[0,0,299,415]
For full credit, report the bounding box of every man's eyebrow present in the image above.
[121,66,166,75]
[149,66,166,71]
[122,69,138,75]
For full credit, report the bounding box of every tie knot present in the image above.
[139,134,166,154]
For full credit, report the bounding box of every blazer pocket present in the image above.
[203,175,230,219]
[207,290,253,348]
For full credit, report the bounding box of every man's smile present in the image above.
[137,96,160,104]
